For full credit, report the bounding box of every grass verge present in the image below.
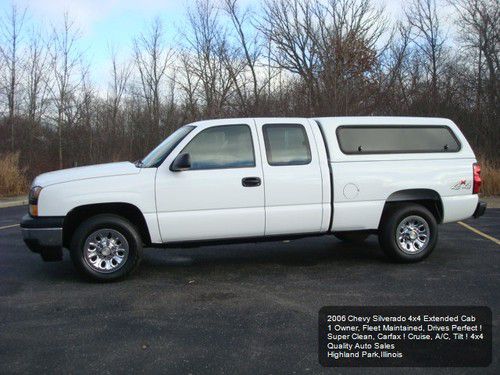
[0,152,28,198]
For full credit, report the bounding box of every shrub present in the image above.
[479,158,500,197]
[0,152,29,197]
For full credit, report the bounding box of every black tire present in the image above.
[70,214,142,281]
[333,231,370,243]
[378,204,438,262]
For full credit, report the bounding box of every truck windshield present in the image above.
[139,126,195,168]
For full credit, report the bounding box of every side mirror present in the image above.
[170,153,191,172]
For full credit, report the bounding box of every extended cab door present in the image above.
[155,120,265,242]
[254,118,326,235]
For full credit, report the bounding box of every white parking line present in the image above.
[457,221,500,246]
[0,223,20,230]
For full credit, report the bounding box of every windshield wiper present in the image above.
[134,159,144,168]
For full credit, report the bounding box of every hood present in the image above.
[33,162,141,187]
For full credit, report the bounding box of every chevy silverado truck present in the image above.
[21,117,486,281]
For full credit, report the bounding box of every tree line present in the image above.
[0,0,498,179]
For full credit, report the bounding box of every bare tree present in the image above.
[222,0,262,113]
[75,67,93,164]
[177,51,201,121]
[183,0,236,117]
[312,0,385,114]
[448,0,499,159]
[50,13,83,169]
[373,23,412,113]
[260,0,319,114]
[133,17,173,147]
[108,47,131,133]
[22,26,50,165]
[450,0,499,117]
[0,4,26,150]
[260,0,384,115]
[25,27,50,123]
[405,0,445,106]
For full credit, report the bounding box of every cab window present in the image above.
[181,125,255,170]
[263,124,312,166]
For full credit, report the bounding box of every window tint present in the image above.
[263,124,312,165]
[336,126,461,154]
[181,125,255,169]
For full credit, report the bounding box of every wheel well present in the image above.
[381,189,444,225]
[63,203,152,248]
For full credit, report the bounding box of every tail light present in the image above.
[473,163,482,194]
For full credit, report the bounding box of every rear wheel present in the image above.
[334,231,370,243]
[379,204,438,262]
[70,214,142,281]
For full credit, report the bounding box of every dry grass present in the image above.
[478,158,500,197]
[0,152,28,198]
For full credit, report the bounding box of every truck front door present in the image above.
[155,120,265,242]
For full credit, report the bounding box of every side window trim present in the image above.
[176,124,257,171]
[262,123,313,166]
[335,125,462,155]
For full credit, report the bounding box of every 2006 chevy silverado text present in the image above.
[21,117,486,281]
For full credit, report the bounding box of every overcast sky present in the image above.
[2,0,457,89]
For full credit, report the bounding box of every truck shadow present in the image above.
[38,236,388,283]
[140,235,385,270]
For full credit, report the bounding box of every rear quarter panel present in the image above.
[315,117,478,230]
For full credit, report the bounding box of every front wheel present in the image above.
[70,214,142,281]
[379,204,438,262]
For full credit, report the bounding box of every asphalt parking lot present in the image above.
[0,205,498,374]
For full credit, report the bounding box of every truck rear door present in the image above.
[254,118,327,235]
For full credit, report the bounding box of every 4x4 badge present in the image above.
[451,180,471,190]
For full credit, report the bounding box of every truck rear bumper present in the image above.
[473,201,487,219]
[20,214,64,261]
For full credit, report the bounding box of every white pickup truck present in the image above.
[21,117,486,281]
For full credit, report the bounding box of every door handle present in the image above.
[242,177,261,187]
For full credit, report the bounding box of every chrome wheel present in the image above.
[83,229,129,273]
[396,215,430,254]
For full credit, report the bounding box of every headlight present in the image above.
[29,186,42,216]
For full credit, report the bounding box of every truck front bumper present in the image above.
[20,214,64,261]
[473,200,487,219]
